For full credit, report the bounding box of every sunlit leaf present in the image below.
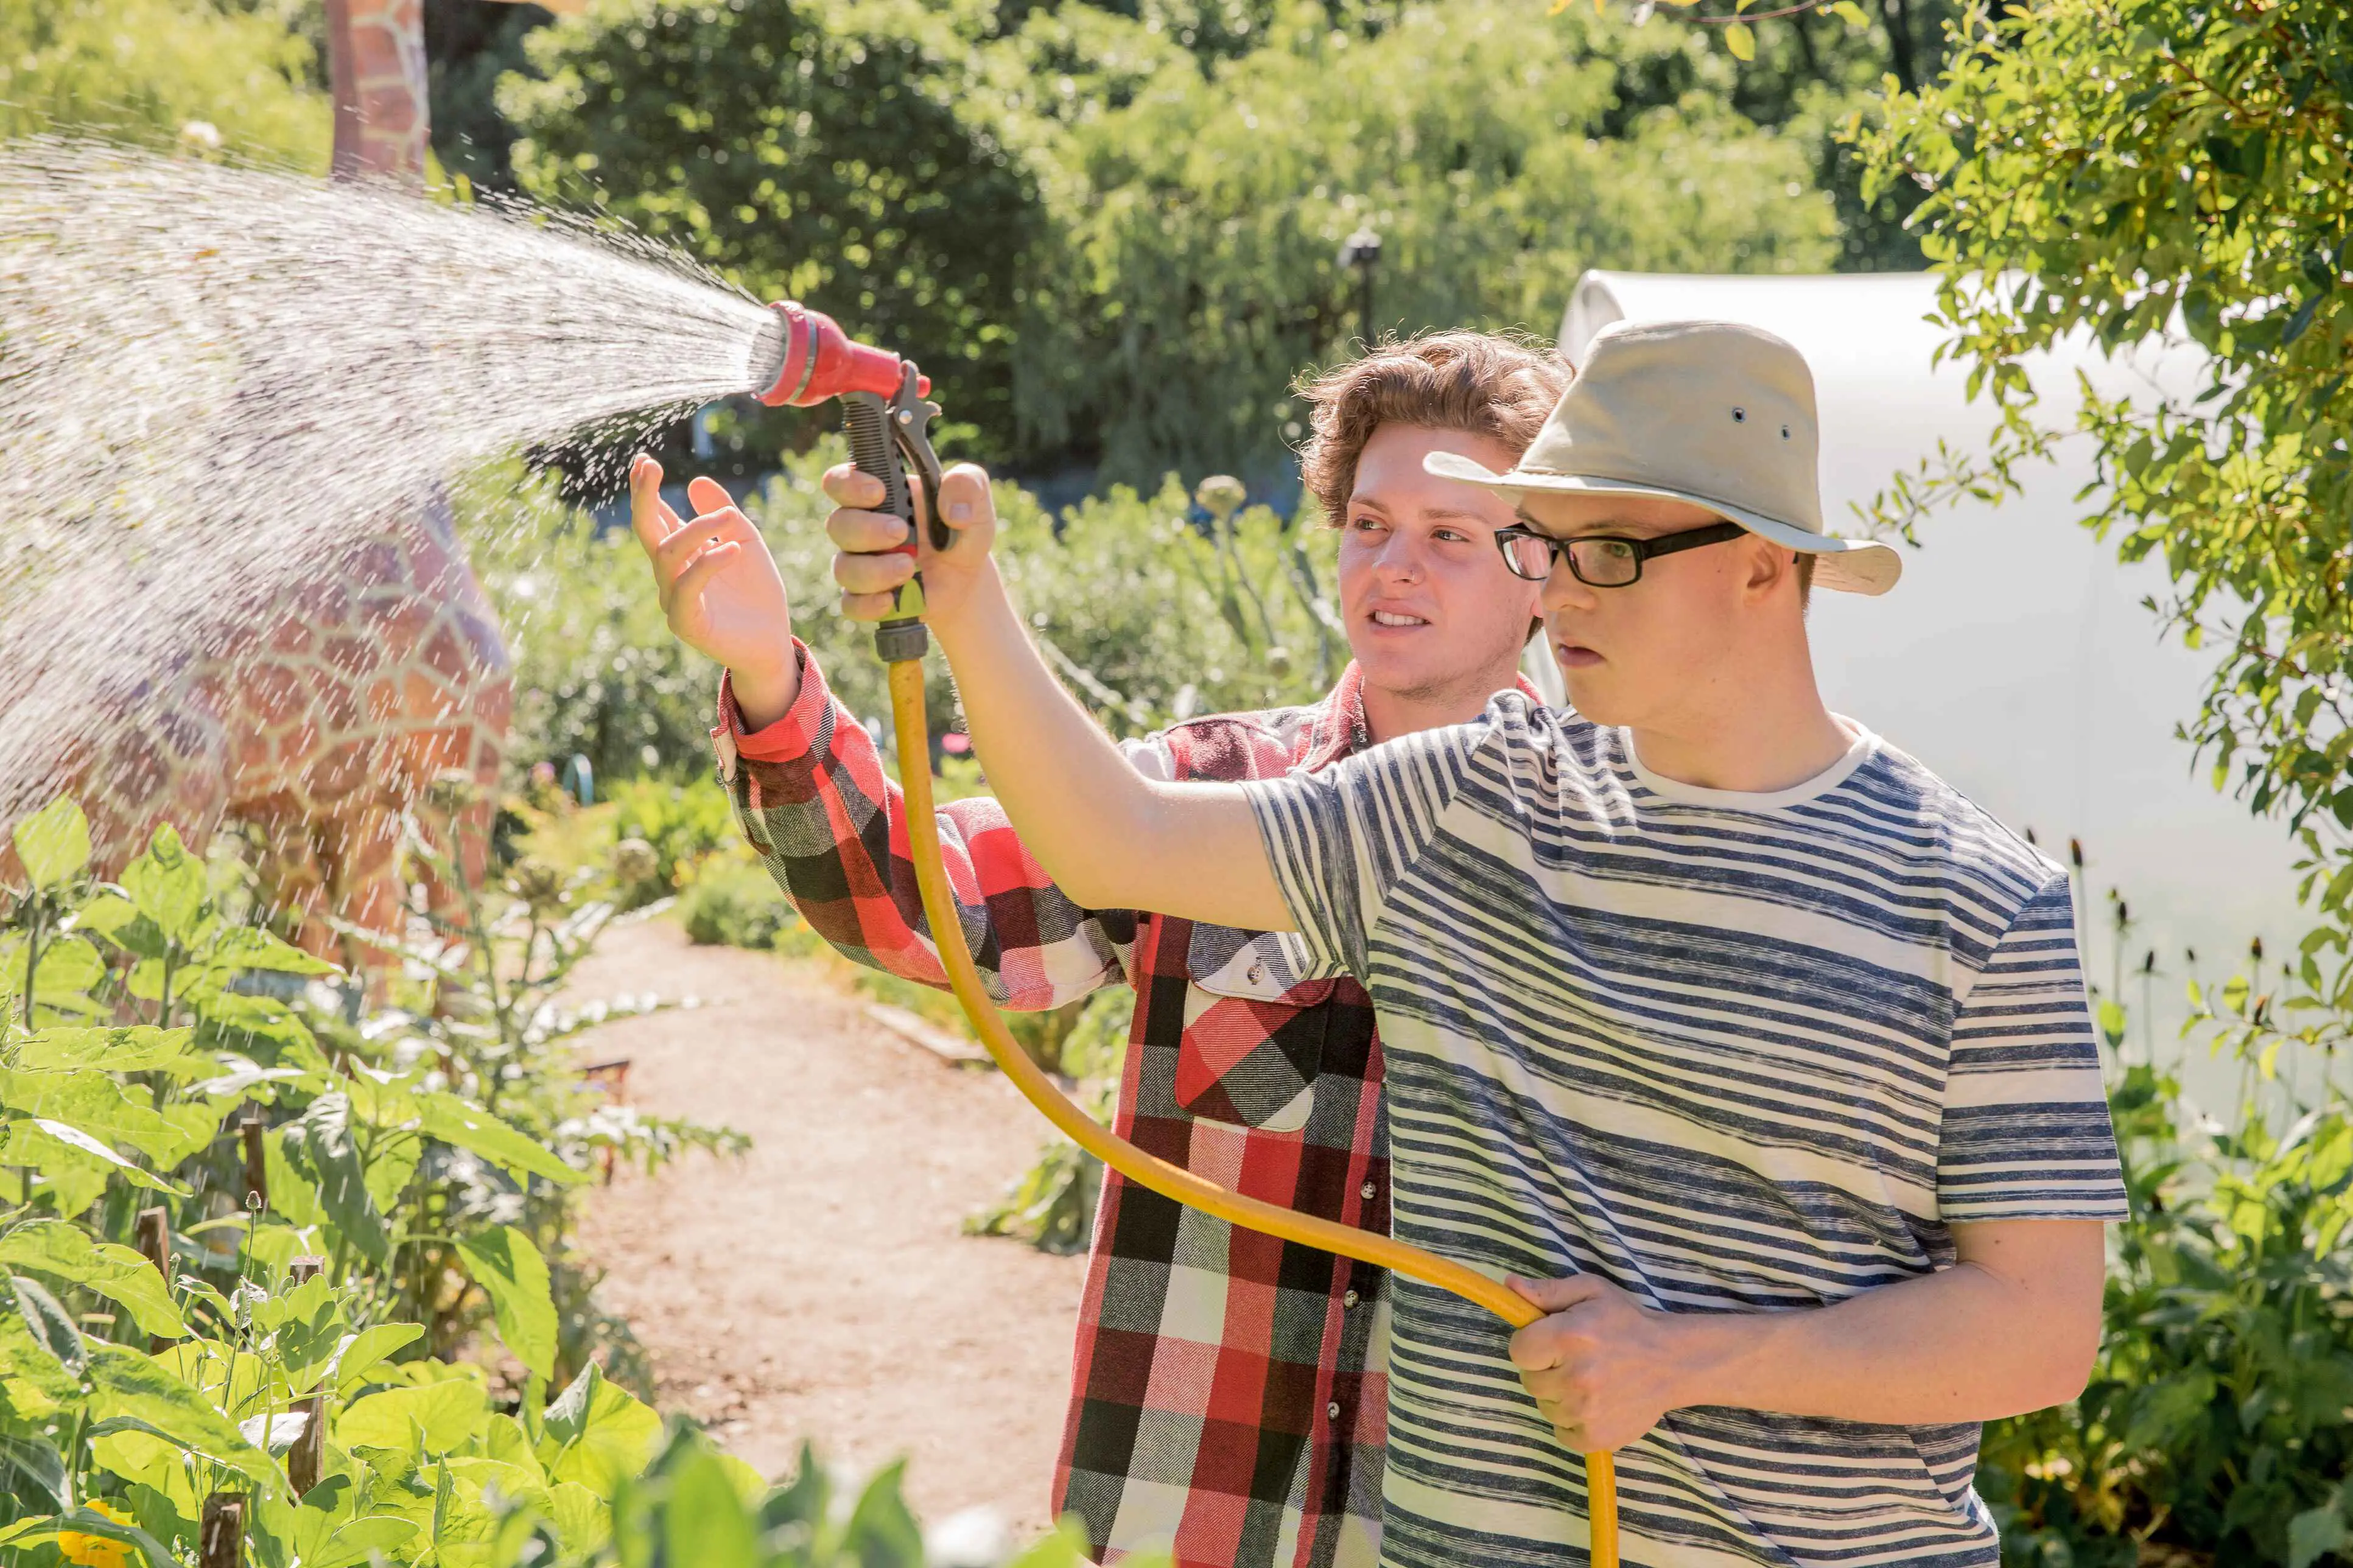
[454,1227,558,1381]
[542,1361,661,1493]
[12,799,91,891]
[419,1094,585,1187]
[86,1342,278,1487]
[9,1274,83,1374]
[332,1321,426,1394]
[5,1118,184,1195]
[662,1446,760,1568]
[279,1093,387,1264]
[0,1222,189,1340]
[335,1379,491,1459]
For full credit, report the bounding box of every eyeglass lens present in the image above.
[1501,534,1642,586]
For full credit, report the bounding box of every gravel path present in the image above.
[562,916,1085,1541]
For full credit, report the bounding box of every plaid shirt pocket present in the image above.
[1175,925,1337,1133]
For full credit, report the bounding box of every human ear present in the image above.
[1741,536,1791,604]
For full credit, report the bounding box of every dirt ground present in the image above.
[562,916,1085,1542]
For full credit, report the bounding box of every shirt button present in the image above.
[1327,1402,1342,1421]
[1360,1180,1377,1201]
[1343,1289,1359,1309]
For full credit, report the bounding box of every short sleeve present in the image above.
[1937,873,2128,1223]
[1240,719,1484,985]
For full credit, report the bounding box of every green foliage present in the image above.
[459,462,725,788]
[595,1423,1148,1568]
[1011,1,1839,480]
[500,0,1037,460]
[748,443,1341,747]
[678,857,798,953]
[608,779,739,897]
[1860,16,2353,1555]
[0,799,672,1558]
[497,0,1848,484]
[1858,0,2353,1204]
[1969,890,2353,1564]
[0,0,329,163]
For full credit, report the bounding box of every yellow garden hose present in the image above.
[883,657,1621,1567]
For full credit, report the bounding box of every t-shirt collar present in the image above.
[1619,716,1879,808]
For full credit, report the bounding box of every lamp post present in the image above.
[1337,226,1381,349]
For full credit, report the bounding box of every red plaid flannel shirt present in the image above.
[712,645,1537,1568]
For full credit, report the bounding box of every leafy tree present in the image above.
[500,0,1040,464]
[1008,0,1841,484]
[0,0,328,164]
[1862,4,2353,1558]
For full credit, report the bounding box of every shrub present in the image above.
[679,855,798,951]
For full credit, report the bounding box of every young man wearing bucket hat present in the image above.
[813,318,2125,1566]
[633,332,1571,1568]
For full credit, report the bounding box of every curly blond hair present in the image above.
[1296,331,1570,525]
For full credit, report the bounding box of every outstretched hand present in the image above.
[821,460,1000,629]
[629,455,799,729]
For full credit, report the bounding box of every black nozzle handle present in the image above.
[841,390,929,664]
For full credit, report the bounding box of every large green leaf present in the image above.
[261,1130,326,1228]
[541,1362,661,1493]
[0,1307,82,1414]
[11,937,107,1013]
[0,1070,206,1167]
[840,1455,925,1566]
[661,1446,760,1568]
[335,1379,491,1459]
[331,1321,424,1393]
[289,1509,417,1568]
[2,1117,184,1195]
[8,1275,83,1376]
[120,825,205,946]
[278,1093,387,1264]
[0,1221,189,1340]
[12,1027,205,1079]
[418,1094,585,1187]
[86,1342,278,1488]
[2290,1499,2350,1568]
[453,1227,557,1382]
[0,1433,66,1510]
[545,1480,610,1558]
[209,926,338,976]
[68,891,141,944]
[12,799,91,891]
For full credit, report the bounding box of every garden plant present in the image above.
[1859,2,2353,1560]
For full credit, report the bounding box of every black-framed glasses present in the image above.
[1493,519,1748,587]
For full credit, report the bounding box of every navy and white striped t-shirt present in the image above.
[1242,695,2125,1568]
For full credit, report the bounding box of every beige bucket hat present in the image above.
[1425,318,1902,595]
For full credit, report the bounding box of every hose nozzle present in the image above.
[752,301,931,407]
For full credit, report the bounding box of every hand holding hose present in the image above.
[822,461,998,628]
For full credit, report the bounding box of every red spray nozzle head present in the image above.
[752,300,930,406]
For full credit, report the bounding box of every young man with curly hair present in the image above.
[633,331,1571,1568]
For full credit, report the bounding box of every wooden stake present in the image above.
[135,1206,173,1354]
[198,1492,243,1568]
[285,1256,328,1497]
[239,1113,267,1213]
[135,1206,170,1279]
